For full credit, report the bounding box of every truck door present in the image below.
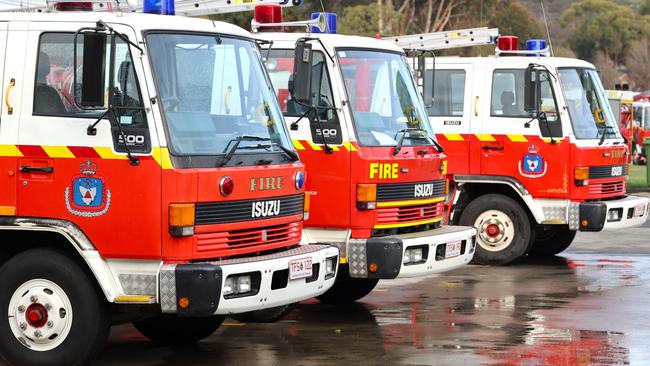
[15,23,161,258]
[426,61,475,174]
[0,21,17,216]
[478,64,569,197]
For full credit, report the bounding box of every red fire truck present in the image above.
[0,1,339,364]
[252,7,477,304]
[385,29,650,265]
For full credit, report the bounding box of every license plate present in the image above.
[445,241,462,258]
[634,204,646,218]
[289,257,313,280]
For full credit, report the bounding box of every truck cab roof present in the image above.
[255,31,405,55]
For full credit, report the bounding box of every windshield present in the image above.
[558,68,620,140]
[146,33,291,156]
[337,49,434,147]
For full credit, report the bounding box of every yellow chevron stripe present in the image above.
[292,140,306,151]
[0,145,22,157]
[507,134,528,142]
[42,145,75,158]
[444,133,464,141]
[343,141,357,151]
[153,147,173,170]
[476,134,496,142]
[376,197,444,208]
[373,217,443,229]
[542,138,562,144]
[306,140,323,151]
[93,147,128,160]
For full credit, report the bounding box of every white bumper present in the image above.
[159,244,339,315]
[341,226,476,279]
[396,226,477,278]
[600,195,650,230]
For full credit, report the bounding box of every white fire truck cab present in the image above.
[0,2,339,365]
[386,30,650,264]
[253,8,477,304]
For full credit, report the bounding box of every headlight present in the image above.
[403,246,427,265]
[223,273,260,298]
[237,275,251,293]
[223,277,234,296]
[325,256,337,279]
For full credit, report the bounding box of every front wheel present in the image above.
[529,225,577,257]
[316,264,379,305]
[0,249,111,366]
[230,304,296,323]
[133,315,225,345]
[459,194,533,265]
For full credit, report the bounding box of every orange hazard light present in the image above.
[169,204,195,237]
[356,184,377,210]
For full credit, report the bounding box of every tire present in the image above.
[459,193,533,265]
[529,225,577,257]
[230,304,296,323]
[316,264,379,305]
[133,315,225,345]
[0,249,110,366]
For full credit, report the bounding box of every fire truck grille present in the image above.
[588,180,626,196]
[589,165,627,179]
[196,222,301,256]
[376,180,446,201]
[195,194,304,225]
[376,201,445,225]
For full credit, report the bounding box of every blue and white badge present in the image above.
[65,160,111,217]
[518,145,547,178]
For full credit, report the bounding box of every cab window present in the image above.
[34,32,145,126]
[266,49,341,145]
[491,69,527,118]
[425,69,466,117]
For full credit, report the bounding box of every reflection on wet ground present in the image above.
[98,254,650,365]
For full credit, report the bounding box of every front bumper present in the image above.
[576,195,650,231]
[340,226,477,279]
[159,244,339,316]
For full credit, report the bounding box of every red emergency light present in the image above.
[497,35,518,56]
[55,1,93,11]
[254,5,283,31]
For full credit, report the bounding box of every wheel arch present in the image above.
[0,217,120,302]
[452,175,544,224]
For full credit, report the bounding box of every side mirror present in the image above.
[74,31,108,108]
[291,40,313,105]
[524,64,538,114]
[419,51,435,107]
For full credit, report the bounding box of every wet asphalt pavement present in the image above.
[97,217,650,365]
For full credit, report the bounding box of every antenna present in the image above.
[540,0,554,57]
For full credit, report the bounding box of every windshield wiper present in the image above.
[220,135,270,167]
[239,143,299,162]
[598,125,617,146]
[220,136,299,166]
[393,128,443,155]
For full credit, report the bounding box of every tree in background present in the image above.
[626,38,650,90]
[593,51,619,89]
[560,0,645,63]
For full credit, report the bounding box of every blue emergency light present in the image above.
[310,12,337,34]
[143,0,175,15]
[525,39,547,56]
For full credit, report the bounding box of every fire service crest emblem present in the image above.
[518,145,547,178]
[65,160,111,217]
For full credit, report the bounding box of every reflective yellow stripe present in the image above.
[0,145,22,157]
[444,133,464,141]
[373,217,443,229]
[93,147,128,160]
[0,206,16,216]
[476,134,496,142]
[542,138,561,144]
[114,295,155,303]
[152,147,173,170]
[376,197,444,208]
[42,145,75,158]
[292,140,306,150]
[339,257,348,264]
[306,140,323,151]
[343,141,357,151]
[507,134,528,142]
[330,145,340,151]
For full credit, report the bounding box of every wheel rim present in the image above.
[474,209,515,252]
[7,279,73,352]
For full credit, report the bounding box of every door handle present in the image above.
[20,166,54,174]
[482,145,504,151]
[5,78,15,115]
